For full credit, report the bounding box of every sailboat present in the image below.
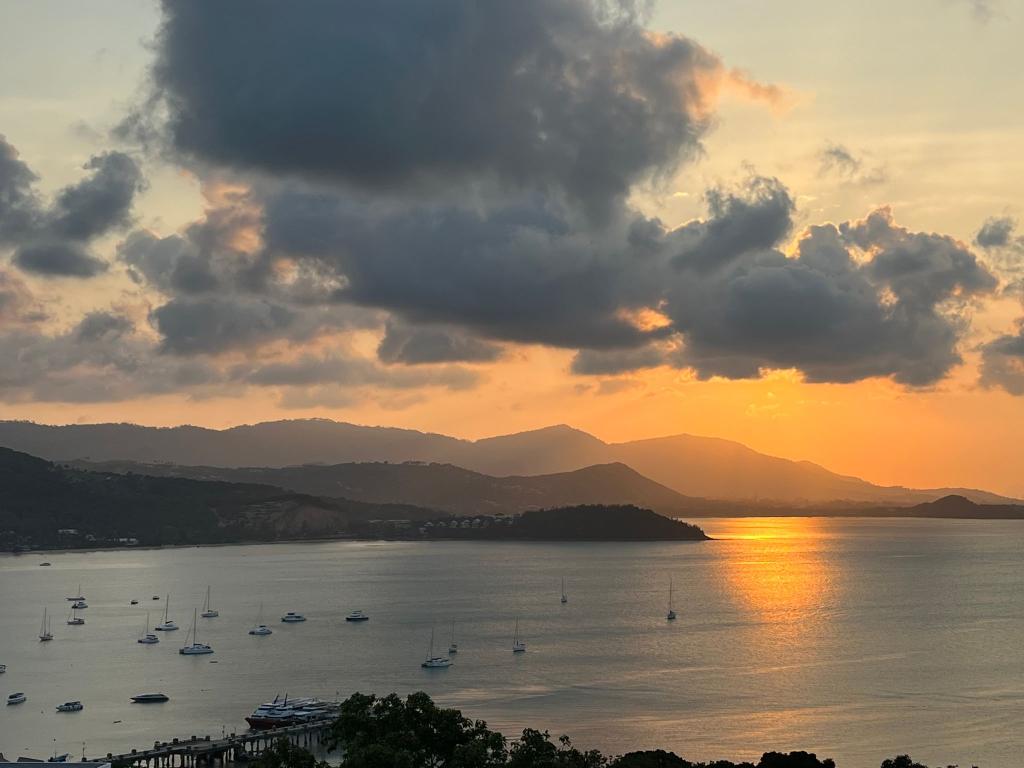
[201,586,219,618]
[248,603,272,636]
[448,621,458,654]
[179,608,214,655]
[65,585,84,602]
[39,608,53,641]
[67,606,85,626]
[666,577,677,621]
[137,612,159,644]
[421,625,451,668]
[560,577,568,604]
[512,617,526,653]
[154,594,178,631]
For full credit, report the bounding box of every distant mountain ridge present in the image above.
[66,460,700,517]
[0,419,1015,505]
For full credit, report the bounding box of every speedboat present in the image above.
[280,612,306,623]
[422,655,452,668]
[249,624,273,636]
[39,562,51,567]
[152,595,160,600]
[71,600,87,610]
[130,599,139,605]
[345,610,369,622]
[0,663,6,673]
[56,701,83,712]
[131,693,170,703]
[7,692,26,705]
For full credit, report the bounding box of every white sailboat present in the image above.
[448,620,458,654]
[67,606,85,626]
[39,608,53,641]
[249,603,272,636]
[137,612,159,644]
[561,577,568,604]
[667,577,677,621]
[179,608,214,655]
[512,617,526,653]
[201,586,219,618]
[65,585,84,602]
[421,625,451,668]
[154,594,178,631]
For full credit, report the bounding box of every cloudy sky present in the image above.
[1,0,1022,494]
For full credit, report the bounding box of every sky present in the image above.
[0,0,1022,495]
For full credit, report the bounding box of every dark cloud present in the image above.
[14,241,108,278]
[134,0,728,217]
[663,207,997,386]
[817,143,887,185]
[75,310,135,342]
[980,328,1024,395]
[230,353,479,391]
[671,176,795,273]
[571,344,668,375]
[975,216,1016,249]
[0,136,41,245]
[48,152,145,240]
[377,320,503,365]
[0,268,45,325]
[150,297,297,355]
[0,137,145,278]
[263,188,666,350]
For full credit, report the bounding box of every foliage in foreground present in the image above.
[253,691,971,768]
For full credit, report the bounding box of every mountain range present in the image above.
[0,419,1015,505]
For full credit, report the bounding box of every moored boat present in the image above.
[179,608,215,655]
[345,610,369,622]
[155,594,178,631]
[56,701,83,712]
[201,585,219,618]
[131,693,170,703]
[7,692,26,705]
[280,611,306,623]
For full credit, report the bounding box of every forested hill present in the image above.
[0,447,433,550]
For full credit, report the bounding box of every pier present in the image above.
[90,719,332,767]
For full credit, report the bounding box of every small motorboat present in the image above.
[345,610,369,622]
[56,701,83,712]
[0,663,6,673]
[131,693,169,703]
[152,595,160,600]
[249,624,273,635]
[130,599,139,605]
[39,562,51,567]
[71,600,88,610]
[280,612,306,623]
[7,692,26,705]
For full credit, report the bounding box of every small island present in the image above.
[406,504,709,542]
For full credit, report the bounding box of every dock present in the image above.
[90,719,332,767]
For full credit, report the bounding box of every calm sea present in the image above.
[1,517,1022,768]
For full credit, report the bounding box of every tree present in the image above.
[507,730,607,768]
[327,691,507,768]
[252,738,329,768]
